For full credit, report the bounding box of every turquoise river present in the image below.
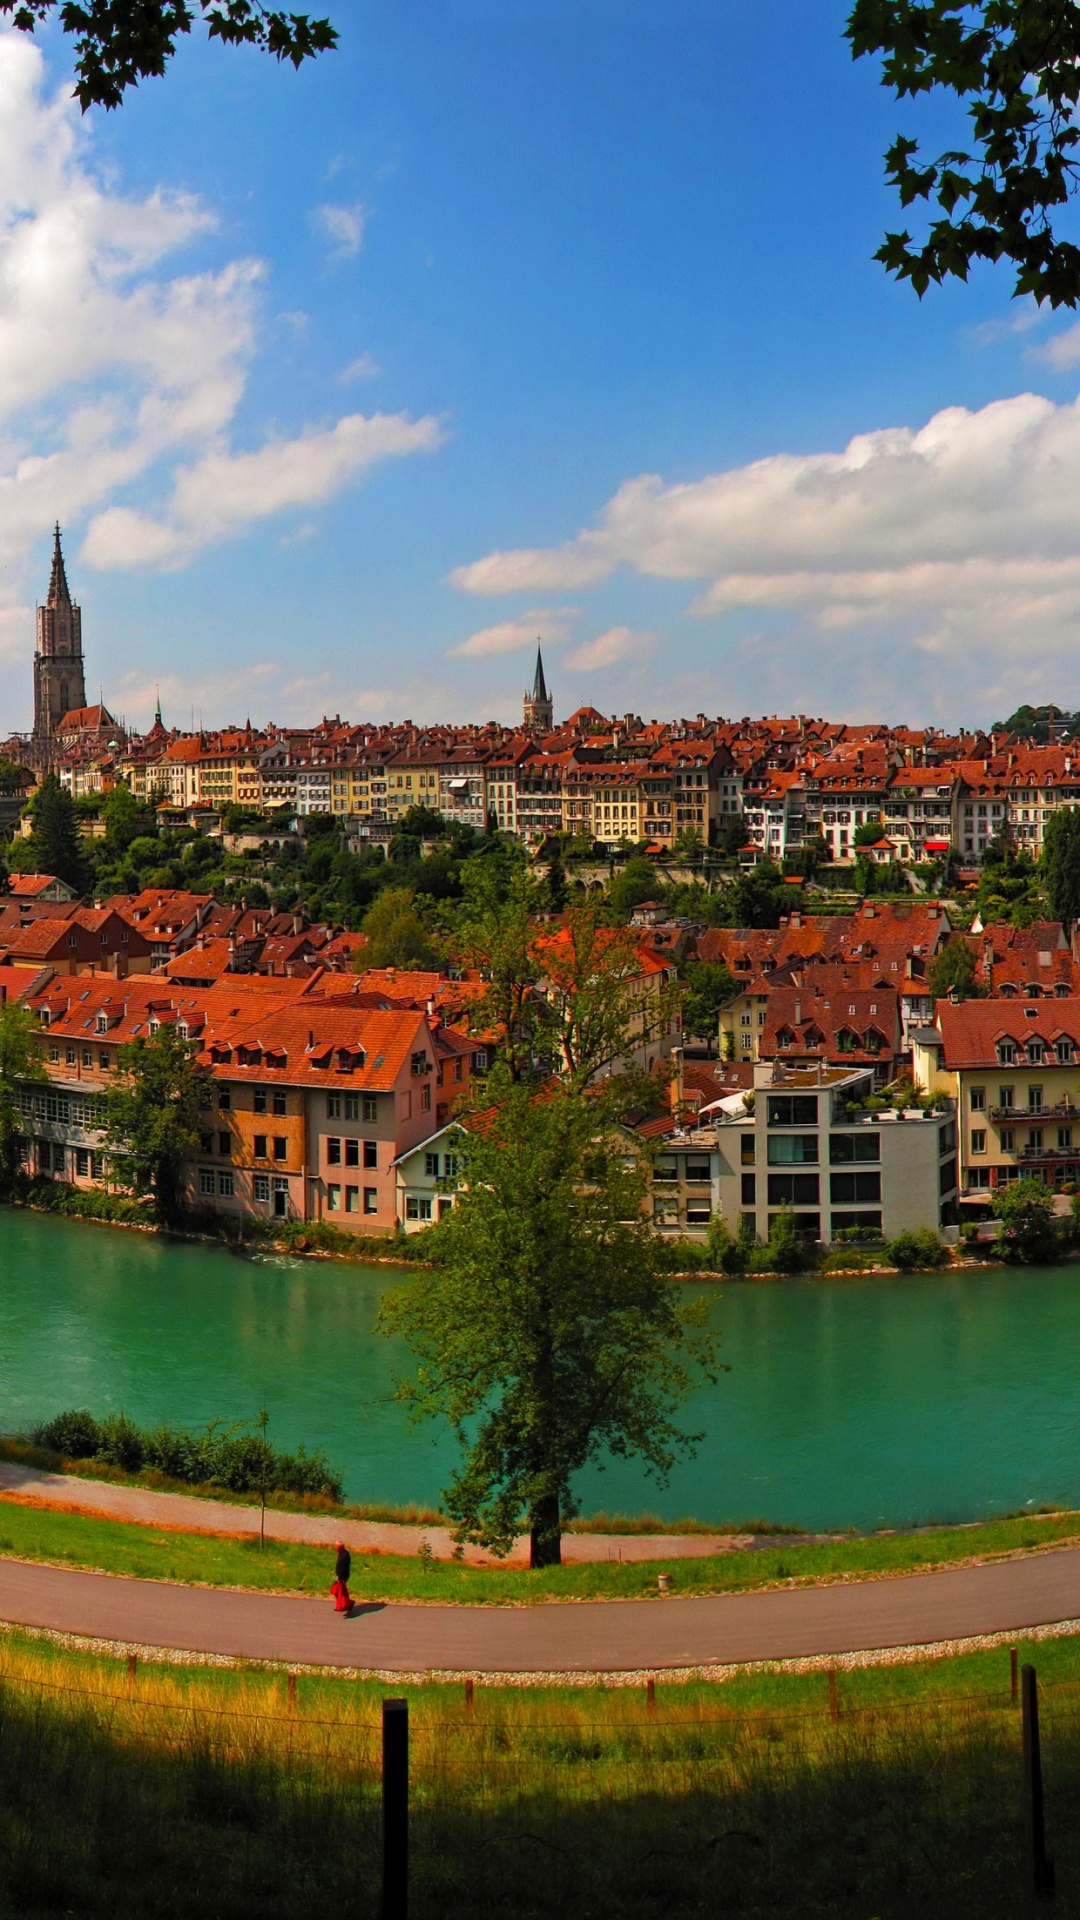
[2,1210,1080,1533]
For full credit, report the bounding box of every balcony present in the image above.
[990,1100,1077,1121]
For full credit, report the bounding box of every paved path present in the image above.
[0,1462,763,1565]
[0,1545,1079,1674]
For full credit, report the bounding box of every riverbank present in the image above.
[0,1469,1078,1602]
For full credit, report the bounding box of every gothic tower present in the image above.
[32,525,86,767]
[523,645,553,733]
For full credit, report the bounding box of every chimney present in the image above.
[794,999,802,1026]
[670,1045,685,1119]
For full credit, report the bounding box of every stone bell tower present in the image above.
[523,645,553,734]
[31,525,86,769]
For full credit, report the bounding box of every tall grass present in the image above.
[1,1631,1080,1914]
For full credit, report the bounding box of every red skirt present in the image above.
[331,1579,352,1612]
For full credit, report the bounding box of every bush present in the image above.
[24,1411,343,1502]
[888,1228,950,1272]
[30,1409,101,1457]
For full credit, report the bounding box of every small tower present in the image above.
[31,524,87,769]
[523,645,554,733]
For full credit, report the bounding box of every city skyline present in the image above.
[5,10,1080,733]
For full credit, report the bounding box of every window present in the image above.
[217,1170,234,1197]
[768,1172,819,1205]
[82,1049,92,1068]
[363,1140,378,1169]
[65,1046,75,1066]
[998,1086,1015,1111]
[253,1174,270,1201]
[968,1168,991,1189]
[49,1044,59,1063]
[327,1137,341,1165]
[273,1137,287,1161]
[253,1134,267,1158]
[363,1095,378,1122]
[741,1173,756,1205]
[253,1088,267,1114]
[218,1086,231,1109]
[199,1168,215,1196]
[1028,1086,1044,1112]
[273,1091,286,1116]
[218,1132,231,1157]
[686,1207,711,1226]
[970,1087,986,1112]
[1060,1127,1073,1150]
[767,1095,818,1126]
[1056,1040,1074,1064]
[830,1170,881,1204]
[327,1183,341,1211]
[740,1135,755,1165]
[406,1196,434,1221]
[99,1051,110,1070]
[970,1130,987,1154]
[1000,1127,1015,1152]
[326,1093,341,1119]
[831,1210,881,1235]
[363,1187,378,1214]
[200,1132,213,1154]
[685,1158,711,1182]
[939,1120,957,1154]
[997,1042,1016,1065]
[345,1093,359,1120]
[425,1153,440,1178]
[740,1012,752,1028]
[767,1135,819,1164]
[421,1084,431,1112]
[75,1148,91,1178]
[830,1132,880,1163]
[1028,1129,1043,1152]
[654,1156,677,1183]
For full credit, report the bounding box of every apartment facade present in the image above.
[914,998,1080,1199]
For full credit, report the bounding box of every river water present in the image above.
[2,1210,1078,1532]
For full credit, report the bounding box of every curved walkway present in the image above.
[1,1546,1079,1674]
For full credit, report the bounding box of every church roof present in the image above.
[530,647,550,704]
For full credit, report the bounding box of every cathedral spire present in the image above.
[523,642,554,733]
[48,524,71,607]
[532,645,549,704]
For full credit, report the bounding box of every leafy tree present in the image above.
[1042,806,1080,926]
[378,1086,716,1567]
[853,820,884,847]
[19,774,86,893]
[927,939,984,1001]
[608,855,658,921]
[724,860,788,930]
[681,959,737,1041]
[0,1001,46,1194]
[992,1177,1060,1263]
[104,1027,208,1224]
[889,1226,949,1270]
[102,781,158,855]
[0,759,32,796]
[755,1208,812,1274]
[360,887,438,971]
[672,827,704,867]
[533,899,668,1088]
[720,813,750,858]
[4,0,337,111]
[449,861,548,1085]
[849,0,1080,305]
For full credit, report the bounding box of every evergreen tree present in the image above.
[1042,807,1080,927]
[25,775,86,893]
[927,939,984,1002]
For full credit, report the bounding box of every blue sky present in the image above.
[4,0,1080,734]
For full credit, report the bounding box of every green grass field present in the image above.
[0,1494,1076,1604]
[0,1624,1078,1914]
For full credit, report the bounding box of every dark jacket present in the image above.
[335,1546,352,1585]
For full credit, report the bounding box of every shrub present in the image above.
[888,1227,950,1271]
[95,1412,145,1472]
[31,1409,101,1457]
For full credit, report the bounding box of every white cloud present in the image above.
[0,34,440,597]
[565,625,650,671]
[452,390,1080,689]
[84,411,443,568]
[340,352,381,381]
[314,203,365,259]
[449,607,577,659]
[1032,324,1080,370]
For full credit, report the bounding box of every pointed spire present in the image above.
[48,523,70,607]
[154,686,163,727]
[532,645,549,704]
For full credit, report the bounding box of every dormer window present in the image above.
[1027,1040,1045,1064]
[96,1013,108,1035]
[997,1041,1016,1065]
[1056,1039,1074,1064]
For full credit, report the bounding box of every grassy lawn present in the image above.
[0,1623,1078,1914]
[0,1495,1077,1604]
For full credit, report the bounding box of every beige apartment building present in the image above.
[914,998,1080,1199]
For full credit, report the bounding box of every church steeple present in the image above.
[48,523,71,607]
[523,643,554,733]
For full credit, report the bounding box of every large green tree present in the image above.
[104,1027,208,1223]
[992,1176,1060,1263]
[449,860,549,1085]
[850,0,1080,305]
[360,886,438,971]
[1041,805,1080,925]
[927,938,984,1001]
[0,1001,46,1194]
[681,958,737,1041]
[378,1086,716,1567]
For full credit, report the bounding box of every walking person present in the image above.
[331,1540,352,1615]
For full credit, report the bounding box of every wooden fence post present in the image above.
[1022,1664,1055,1902]
[287,1672,297,1711]
[646,1678,656,1715]
[464,1677,474,1712]
[1011,1647,1019,1704]
[382,1698,409,1920]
